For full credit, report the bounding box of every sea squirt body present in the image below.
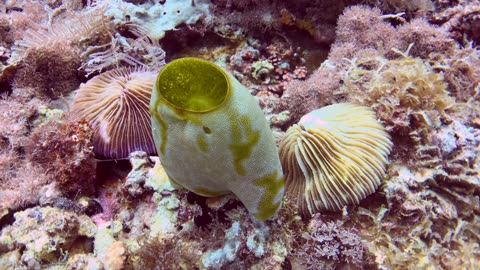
[150,57,284,220]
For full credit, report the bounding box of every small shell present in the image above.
[279,103,392,215]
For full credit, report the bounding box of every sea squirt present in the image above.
[149,57,284,220]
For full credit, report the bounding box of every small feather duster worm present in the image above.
[279,103,392,215]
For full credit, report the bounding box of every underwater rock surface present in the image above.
[0,0,479,269]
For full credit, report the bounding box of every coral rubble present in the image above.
[0,206,96,269]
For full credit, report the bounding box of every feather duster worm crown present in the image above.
[279,103,392,215]
[71,67,158,158]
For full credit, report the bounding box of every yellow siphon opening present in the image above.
[155,57,230,112]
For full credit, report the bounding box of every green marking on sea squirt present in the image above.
[194,187,228,197]
[197,134,208,152]
[253,172,284,220]
[229,111,260,176]
[174,108,203,126]
[155,113,168,154]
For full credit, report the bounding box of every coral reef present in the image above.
[281,66,342,125]
[291,214,372,269]
[320,4,480,268]
[0,115,96,212]
[26,118,97,196]
[124,151,155,197]
[228,41,308,94]
[343,46,455,154]
[12,42,82,100]
[431,0,480,45]
[0,206,96,269]
[0,97,39,149]
[133,195,302,269]
[105,0,212,40]
[0,0,479,269]
[209,0,347,44]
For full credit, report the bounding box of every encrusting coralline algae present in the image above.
[0,0,479,269]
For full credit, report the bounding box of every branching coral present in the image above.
[292,215,367,269]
